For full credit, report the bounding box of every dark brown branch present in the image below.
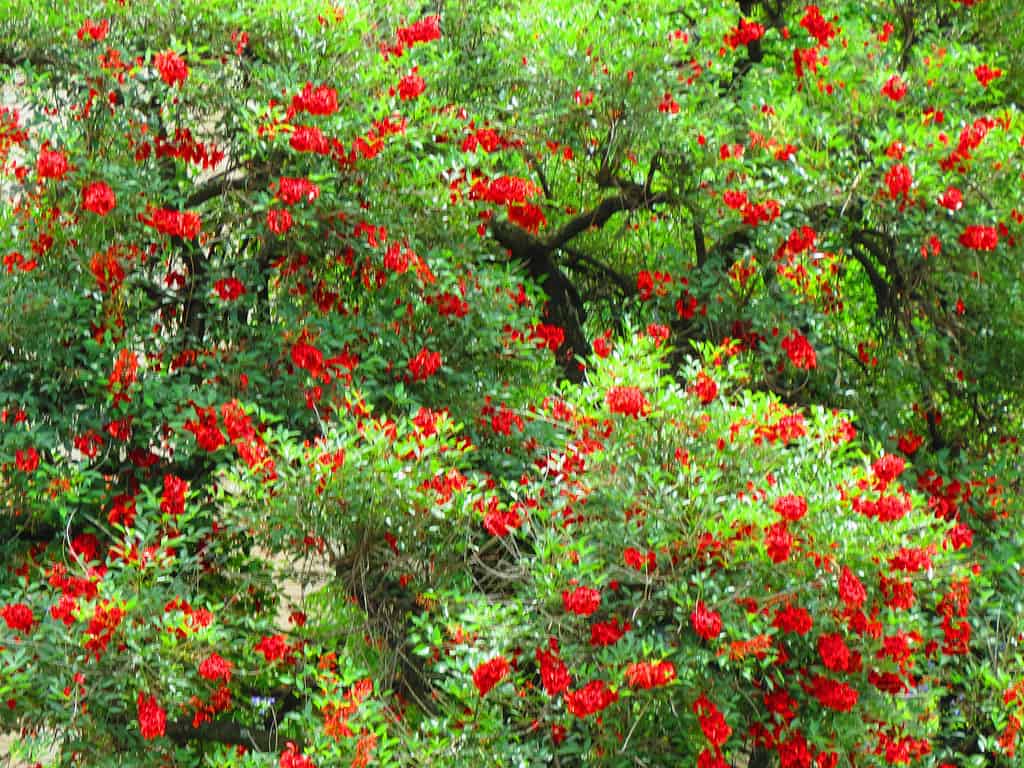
[559,245,635,296]
[165,717,287,752]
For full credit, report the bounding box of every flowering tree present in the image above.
[1,0,1022,766]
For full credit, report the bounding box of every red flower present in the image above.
[623,547,656,571]
[396,71,426,101]
[799,5,837,47]
[974,64,1003,88]
[765,521,793,563]
[563,586,601,616]
[199,653,233,682]
[184,405,226,451]
[872,453,905,484]
[773,604,813,635]
[507,201,547,233]
[15,446,39,473]
[472,656,510,696]
[605,386,651,418]
[291,342,324,378]
[1,603,34,633]
[625,660,676,689]
[213,277,246,301]
[291,82,339,116]
[483,507,521,537]
[690,600,722,641]
[537,644,572,695]
[137,692,167,740]
[724,18,765,49]
[881,75,907,101]
[690,372,718,404]
[773,494,808,522]
[254,634,289,662]
[276,176,320,205]
[838,566,866,609]
[565,680,618,718]
[808,675,859,712]
[884,163,913,200]
[938,186,963,212]
[159,474,188,518]
[76,18,110,42]
[818,633,851,672]
[37,146,69,179]
[396,16,442,48]
[154,50,189,86]
[408,347,442,381]
[693,694,732,746]
[280,742,317,768]
[267,208,294,235]
[82,181,116,216]
[590,617,631,647]
[781,329,817,370]
[289,125,330,154]
[959,224,998,251]
[142,208,201,239]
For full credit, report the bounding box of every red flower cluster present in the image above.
[408,347,442,381]
[884,163,913,200]
[781,329,817,370]
[214,277,246,301]
[591,617,631,646]
[565,680,618,718]
[82,181,116,216]
[137,692,167,740]
[199,652,233,682]
[184,404,227,452]
[15,446,39,473]
[472,656,510,696]
[277,176,320,205]
[690,371,718,405]
[290,125,330,154]
[153,50,189,86]
[625,660,676,689]
[562,586,601,616]
[959,224,998,251]
[838,566,866,608]
[724,18,765,49]
[267,208,294,235]
[800,5,837,47]
[818,633,852,671]
[773,494,808,521]
[76,18,109,42]
[605,386,651,418]
[690,600,722,641]
[396,15,441,48]
[974,64,1003,88]
[773,604,813,635]
[159,474,188,518]
[808,674,859,712]
[291,82,339,116]
[141,208,202,239]
[537,641,571,695]
[765,521,793,563]
[280,742,317,768]
[1,602,34,633]
[254,634,290,662]
[881,74,907,101]
[37,146,69,179]
[396,70,426,100]
[693,694,731,746]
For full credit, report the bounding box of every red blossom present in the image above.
[773,494,808,521]
[153,50,189,86]
[408,347,442,381]
[472,656,510,696]
[276,176,320,205]
[82,181,116,216]
[289,125,330,154]
[1,603,34,633]
[396,16,441,48]
[690,600,722,641]
[137,692,167,740]
[537,643,572,695]
[974,64,1003,88]
[266,208,294,235]
[396,71,426,100]
[818,633,851,672]
[959,224,998,250]
[199,653,233,682]
[291,83,338,116]
[254,634,289,662]
[881,74,907,101]
[37,146,69,179]
[565,680,618,718]
[838,566,867,609]
[625,660,676,689]
[213,277,246,301]
[605,386,651,418]
[781,329,817,370]
[15,446,39,473]
[562,586,601,616]
[76,18,109,42]
[773,604,813,635]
